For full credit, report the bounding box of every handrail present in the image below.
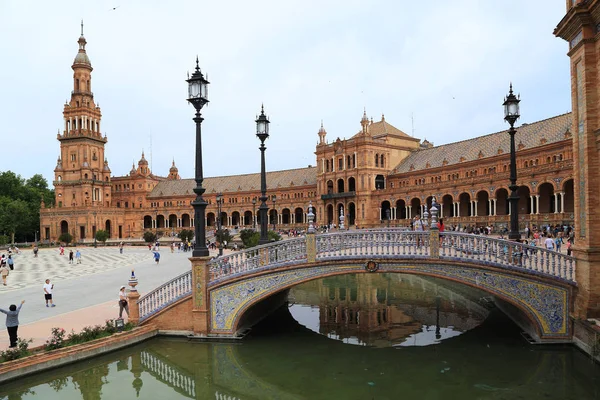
[439,232,576,282]
[139,270,192,322]
[207,237,307,283]
[316,230,430,259]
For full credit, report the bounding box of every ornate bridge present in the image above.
[135,228,576,343]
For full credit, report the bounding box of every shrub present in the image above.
[239,229,281,248]
[178,229,194,243]
[95,229,109,244]
[0,338,32,362]
[45,327,66,351]
[143,231,157,243]
[58,232,73,244]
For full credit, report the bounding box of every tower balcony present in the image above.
[71,90,94,98]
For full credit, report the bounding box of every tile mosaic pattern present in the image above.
[209,262,569,338]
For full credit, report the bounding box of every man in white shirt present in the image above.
[544,235,555,251]
[43,279,55,307]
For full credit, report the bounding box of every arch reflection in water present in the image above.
[288,273,490,347]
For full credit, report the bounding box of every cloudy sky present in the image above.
[0,0,571,185]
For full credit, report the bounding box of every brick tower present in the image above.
[555,1,600,318]
[54,22,111,209]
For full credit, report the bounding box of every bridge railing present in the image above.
[138,270,192,323]
[439,232,575,282]
[141,350,196,398]
[316,230,431,259]
[208,237,308,283]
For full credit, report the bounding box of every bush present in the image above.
[95,229,109,244]
[45,327,66,351]
[0,338,32,362]
[143,231,157,243]
[58,232,73,244]
[239,229,281,248]
[178,229,194,243]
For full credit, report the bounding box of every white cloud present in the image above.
[0,0,571,184]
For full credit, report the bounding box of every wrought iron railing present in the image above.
[316,230,431,259]
[138,270,192,322]
[208,238,307,283]
[439,232,575,282]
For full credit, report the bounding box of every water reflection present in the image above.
[289,273,489,347]
[2,273,600,399]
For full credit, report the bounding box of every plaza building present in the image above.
[40,31,575,242]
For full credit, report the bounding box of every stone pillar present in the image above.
[408,206,412,219]
[554,193,559,213]
[127,270,140,324]
[378,207,382,220]
[474,200,478,217]
[190,256,212,335]
[456,202,460,217]
[535,195,540,214]
[560,192,565,213]
[530,196,535,214]
[440,204,444,218]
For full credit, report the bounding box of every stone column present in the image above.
[554,193,559,213]
[378,207,382,220]
[127,270,140,324]
[535,195,540,214]
[474,200,478,217]
[190,256,212,335]
[560,192,565,213]
[530,196,535,214]
[456,202,460,217]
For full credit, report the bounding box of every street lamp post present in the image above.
[216,193,224,257]
[272,195,277,231]
[252,197,257,230]
[256,105,270,245]
[93,211,97,248]
[503,83,521,241]
[186,57,210,257]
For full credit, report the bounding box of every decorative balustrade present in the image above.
[141,351,196,398]
[439,232,575,282]
[138,271,192,322]
[316,230,431,260]
[208,238,308,283]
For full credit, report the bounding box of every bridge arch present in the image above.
[213,260,571,342]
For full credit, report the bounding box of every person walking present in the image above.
[153,251,161,264]
[75,249,82,264]
[7,255,14,271]
[0,300,25,348]
[544,234,555,251]
[43,279,55,307]
[118,285,129,319]
[33,245,39,258]
[0,263,10,286]
[68,250,74,264]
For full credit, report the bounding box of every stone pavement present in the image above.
[0,245,224,350]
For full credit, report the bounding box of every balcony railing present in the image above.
[321,191,356,200]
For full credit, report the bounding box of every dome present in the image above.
[73,51,91,66]
[170,160,178,172]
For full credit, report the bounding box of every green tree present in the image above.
[58,232,73,244]
[178,229,194,243]
[0,171,54,243]
[143,231,157,243]
[239,229,281,248]
[215,229,233,247]
[95,229,109,245]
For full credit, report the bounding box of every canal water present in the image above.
[1,273,599,400]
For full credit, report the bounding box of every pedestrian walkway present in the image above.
[0,300,118,349]
[0,245,226,350]
[0,247,154,292]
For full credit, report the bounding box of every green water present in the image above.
[1,274,599,400]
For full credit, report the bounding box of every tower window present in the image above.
[70,154,76,161]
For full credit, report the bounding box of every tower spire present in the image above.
[81,19,84,36]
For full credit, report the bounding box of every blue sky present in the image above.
[0,0,571,185]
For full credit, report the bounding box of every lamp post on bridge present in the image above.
[252,197,257,230]
[186,57,210,257]
[503,83,521,241]
[272,195,277,232]
[216,192,224,257]
[256,105,271,245]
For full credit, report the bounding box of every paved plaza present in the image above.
[0,245,222,349]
